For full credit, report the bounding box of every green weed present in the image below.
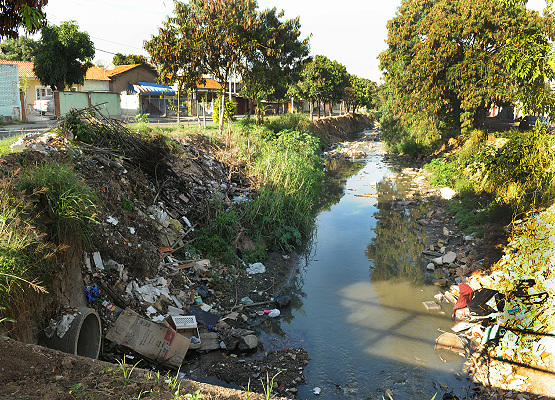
[115,355,141,387]
[121,195,134,211]
[0,134,24,156]
[184,389,205,400]
[260,371,281,400]
[0,177,54,311]
[166,371,182,400]
[17,162,97,245]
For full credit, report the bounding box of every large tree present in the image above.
[0,35,38,60]
[0,0,47,39]
[145,0,258,137]
[345,75,377,114]
[34,20,95,91]
[239,7,310,122]
[379,0,555,133]
[295,55,349,119]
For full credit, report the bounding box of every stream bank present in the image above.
[1,114,541,400]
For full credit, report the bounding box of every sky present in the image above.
[40,0,548,84]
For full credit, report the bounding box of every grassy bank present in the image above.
[158,114,325,264]
[0,113,324,322]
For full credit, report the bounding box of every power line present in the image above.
[90,36,143,51]
[96,49,118,55]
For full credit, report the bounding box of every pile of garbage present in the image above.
[426,205,555,395]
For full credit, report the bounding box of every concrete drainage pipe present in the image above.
[42,307,102,359]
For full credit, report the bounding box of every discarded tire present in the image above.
[43,307,101,359]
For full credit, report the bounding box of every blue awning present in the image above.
[129,81,175,96]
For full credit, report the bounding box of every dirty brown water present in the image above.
[259,133,473,399]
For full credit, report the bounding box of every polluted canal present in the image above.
[259,131,473,400]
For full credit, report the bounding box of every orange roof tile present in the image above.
[86,66,110,81]
[197,78,222,90]
[0,60,36,77]
[107,64,141,77]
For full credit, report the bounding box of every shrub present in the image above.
[17,162,97,245]
[212,94,237,126]
[473,128,555,215]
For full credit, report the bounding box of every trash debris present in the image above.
[246,262,266,274]
[85,284,100,302]
[439,187,456,199]
[276,295,291,308]
[106,309,190,369]
[92,251,104,271]
[435,333,468,357]
[423,301,441,311]
[266,309,280,318]
[313,387,321,395]
[106,216,119,225]
[452,282,473,319]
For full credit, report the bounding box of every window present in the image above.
[35,86,52,100]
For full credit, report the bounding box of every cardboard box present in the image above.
[106,308,190,369]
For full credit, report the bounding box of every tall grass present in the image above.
[193,117,324,261]
[0,178,54,312]
[17,162,98,245]
[243,129,323,250]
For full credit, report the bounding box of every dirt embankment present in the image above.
[312,113,375,143]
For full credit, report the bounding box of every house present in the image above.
[82,66,111,92]
[193,78,248,116]
[107,64,157,93]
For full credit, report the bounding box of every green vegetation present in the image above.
[185,114,323,264]
[17,161,97,245]
[212,92,237,126]
[0,134,23,156]
[423,125,555,221]
[378,0,554,153]
[34,20,95,91]
[0,176,52,314]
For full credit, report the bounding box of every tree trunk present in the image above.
[317,102,321,119]
[310,101,314,121]
[219,95,225,135]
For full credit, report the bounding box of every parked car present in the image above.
[33,95,55,115]
[519,115,548,130]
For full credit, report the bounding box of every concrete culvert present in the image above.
[42,307,101,360]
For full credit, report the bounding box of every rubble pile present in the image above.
[4,113,308,397]
[423,206,555,397]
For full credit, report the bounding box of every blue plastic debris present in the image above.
[85,284,100,302]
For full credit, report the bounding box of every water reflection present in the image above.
[259,146,469,399]
[318,159,366,212]
[366,175,430,283]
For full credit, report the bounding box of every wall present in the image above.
[110,65,157,94]
[121,93,140,115]
[313,113,376,143]
[0,64,21,120]
[81,80,110,92]
[55,91,121,117]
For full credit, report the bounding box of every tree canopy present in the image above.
[0,35,38,60]
[294,55,349,119]
[145,0,259,135]
[345,75,377,114]
[33,20,95,91]
[239,7,310,121]
[0,0,47,39]
[379,0,555,135]
[112,53,149,66]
